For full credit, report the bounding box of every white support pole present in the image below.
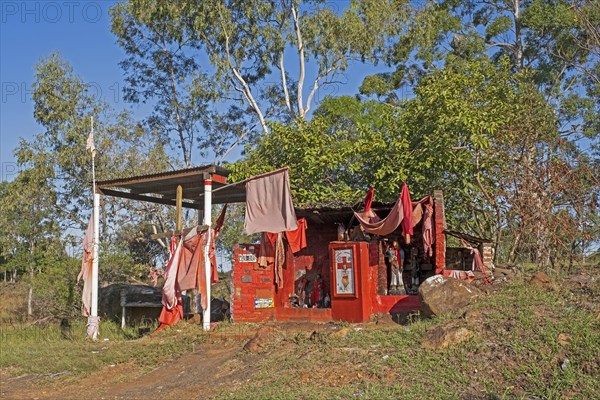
[203,178,212,331]
[91,192,100,324]
[88,116,100,340]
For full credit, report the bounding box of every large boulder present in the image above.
[419,275,482,317]
[529,271,556,291]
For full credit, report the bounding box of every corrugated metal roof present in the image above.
[96,164,245,208]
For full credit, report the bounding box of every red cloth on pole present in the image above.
[214,204,227,238]
[400,182,414,242]
[285,218,308,253]
[363,187,374,211]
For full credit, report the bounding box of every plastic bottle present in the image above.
[337,223,346,241]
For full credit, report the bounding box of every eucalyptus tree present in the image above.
[110,0,402,164]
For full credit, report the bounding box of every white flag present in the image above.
[86,130,96,154]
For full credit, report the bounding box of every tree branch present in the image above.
[291,2,306,118]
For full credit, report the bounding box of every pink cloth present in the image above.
[354,195,404,236]
[178,231,203,291]
[422,198,434,257]
[442,269,475,282]
[411,203,423,226]
[196,228,219,311]
[244,168,298,234]
[162,238,183,309]
[274,232,285,290]
[400,182,413,242]
[258,232,276,268]
[460,239,492,285]
[77,215,94,316]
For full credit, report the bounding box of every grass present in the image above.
[0,319,207,379]
[1,272,598,399]
[215,279,599,400]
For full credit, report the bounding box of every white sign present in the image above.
[238,253,257,263]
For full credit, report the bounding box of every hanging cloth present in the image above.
[162,238,183,310]
[422,198,434,257]
[460,238,492,285]
[400,182,414,243]
[214,204,227,238]
[363,186,374,212]
[244,168,298,234]
[274,233,285,290]
[77,214,94,317]
[285,218,308,253]
[178,230,203,291]
[258,232,277,268]
[354,195,404,236]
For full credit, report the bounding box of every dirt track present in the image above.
[1,342,252,400]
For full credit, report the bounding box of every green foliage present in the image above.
[216,279,599,399]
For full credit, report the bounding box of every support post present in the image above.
[90,191,100,339]
[203,178,212,331]
[176,185,183,231]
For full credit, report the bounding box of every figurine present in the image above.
[387,241,406,295]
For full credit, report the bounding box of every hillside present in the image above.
[0,267,598,399]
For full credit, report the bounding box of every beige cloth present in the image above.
[354,195,404,236]
[162,239,183,310]
[244,169,298,234]
[77,215,94,316]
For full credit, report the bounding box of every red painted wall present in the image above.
[231,244,275,322]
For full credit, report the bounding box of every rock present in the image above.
[557,333,570,347]
[329,327,351,339]
[530,271,555,290]
[464,308,487,325]
[243,325,278,352]
[421,322,474,350]
[419,275,483,317]
[373,313,397,326]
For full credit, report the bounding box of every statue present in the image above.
[387,241,406,295]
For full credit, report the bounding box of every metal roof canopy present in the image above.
[96,165,246,210]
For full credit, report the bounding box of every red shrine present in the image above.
[231,191,448,323]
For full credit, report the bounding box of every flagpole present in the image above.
[89,116,100,339]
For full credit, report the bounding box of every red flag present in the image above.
[363,186,374,212]
[400,182,413,242]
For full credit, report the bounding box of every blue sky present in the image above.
[0,0,395,182]
[1,1,130,179]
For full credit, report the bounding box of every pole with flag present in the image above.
[87,116,100,339]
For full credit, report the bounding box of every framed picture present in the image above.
[333,248,356,296]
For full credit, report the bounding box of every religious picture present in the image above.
[334,248,355,295]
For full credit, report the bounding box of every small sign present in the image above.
[241,275,253,283]
[238,253,257,263]
[254,298,274,309]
